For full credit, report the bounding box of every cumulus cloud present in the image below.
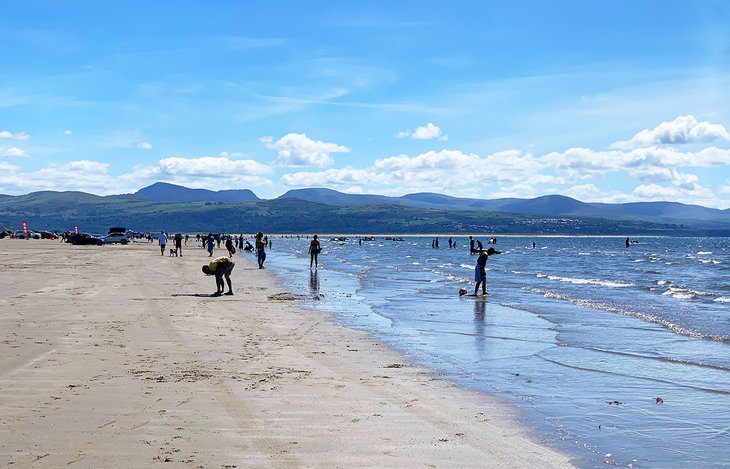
[397,122,447,140]
[158,156,272,176]
[0,131,30,141]
[282,149,546,195]
[611,115,729,149]
[64,130,73,135]
[261,133,350,167]
[0,155,275,195]
[0,147,27,157]
[283,168,385,187]
[137,141,152,150]
[0,160,115,194]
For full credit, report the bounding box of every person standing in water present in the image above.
[309,234,321,269]
[469,236,476,254]
[255,232,267,269]
[474,242,501,296]
[625,237,630,248]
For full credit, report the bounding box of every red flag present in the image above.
[22,221,28,236]
[74,225,79,235]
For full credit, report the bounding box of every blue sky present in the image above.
[1,0,730,207]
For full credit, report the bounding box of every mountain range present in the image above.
[0,182,728,235]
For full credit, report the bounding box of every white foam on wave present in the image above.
[657,280,671,286]
[715,297,730,303]
[460,263,472,269]
[412,262,421,265]
[633,259,643,263]
[543,274,634,288]
[697,251,712,255]
[578,252,591,256]
[524,287,726,342]
[661,287,715,300]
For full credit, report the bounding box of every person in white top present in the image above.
[158,231,167,256]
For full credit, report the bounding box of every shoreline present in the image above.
[0,240,574,467]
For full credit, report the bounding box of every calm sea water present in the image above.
[259,236,730,468]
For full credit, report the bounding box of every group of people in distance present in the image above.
[158,230,507,298]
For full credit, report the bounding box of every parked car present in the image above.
[68,233,104,246]
[40,231,57,240]
[104,227,129,244]
[103,232,129,244]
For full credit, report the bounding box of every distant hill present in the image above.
[134,182,259,203]
[278,188,397,206]
[278,188,730,228]
[1,182,729,234]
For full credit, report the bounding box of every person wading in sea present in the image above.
[309,234,321,269]
[474,241,501,296]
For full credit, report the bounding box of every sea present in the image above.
[257,236,729,468]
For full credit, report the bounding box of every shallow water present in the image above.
[258,236,730,468]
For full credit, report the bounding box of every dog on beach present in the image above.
[169,248,178,257]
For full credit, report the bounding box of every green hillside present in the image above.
[0,191,704,235]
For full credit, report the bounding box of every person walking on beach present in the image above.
[207,233,215,257]
[225,237,236,257]
[202,256,235,296]
[158,231,167,256]
[474,242,501,296]
[174,233,183,257]
[309,234,321,269]
[255,232,267,269]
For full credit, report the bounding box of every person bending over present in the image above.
[202,256,235,296]
[474,243,501,296]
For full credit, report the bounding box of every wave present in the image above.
[661,287,715,300]
[697,251,713,255]
[523,287,729,342]
[536,274,634,288]
[715,297,730,303]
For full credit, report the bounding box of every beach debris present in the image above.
[655,397,664,404]
[606,400,623,405]
[267,292,307,301]
[384,363,408,368]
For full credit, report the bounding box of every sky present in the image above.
[1,0,730,208]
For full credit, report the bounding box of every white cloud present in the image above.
[64,130,73,135]
[397,122,447,140]
[0,155,275,195]
[611,115,729,149]
[0,147,27,157]
[261,133,350,166]
[282,167,384,187]
[158,156,272,176]
[0,130,30,141]
[137,141,152,150]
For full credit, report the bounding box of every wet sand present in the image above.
[0,240,573,468]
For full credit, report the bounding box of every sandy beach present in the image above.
[0,240,572,468]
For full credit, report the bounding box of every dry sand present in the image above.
[0,240,574,468]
